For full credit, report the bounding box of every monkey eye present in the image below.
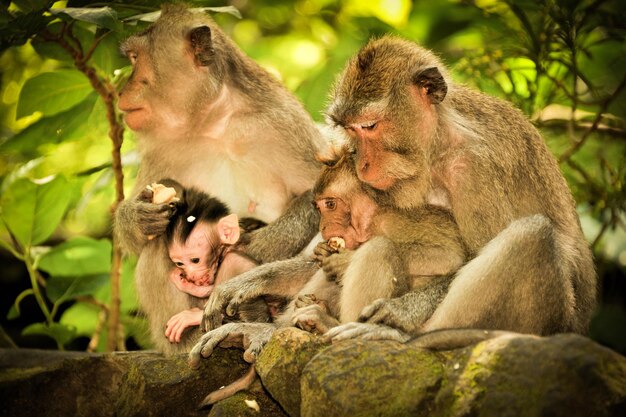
[175,261,184,267]
[324,199,337,210]
[127,52,138,65]
[191,258,200,264]
[360,121,378,131]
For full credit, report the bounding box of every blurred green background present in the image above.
[0,0,625,353]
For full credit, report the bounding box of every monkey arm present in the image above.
[188,322,277,368]
[357,275,455,336]
[245,190,320,263]
[202,256,319,331]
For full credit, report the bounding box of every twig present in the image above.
[559,74,626,163]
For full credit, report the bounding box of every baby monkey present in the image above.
[141,179,275,343]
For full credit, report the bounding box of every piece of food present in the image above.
[328,236,346,250]
[147,183,179,204]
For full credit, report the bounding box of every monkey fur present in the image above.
[323,36,596,344]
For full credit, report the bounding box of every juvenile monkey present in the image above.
[292,147,467,332]
[114,4,322,353]
[322,35,596,343]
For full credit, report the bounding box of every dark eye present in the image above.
[175,262,184,267]
[191,258,200,264]
[324,199,337,210]
[361,121,377,131]
[127,52,138,65]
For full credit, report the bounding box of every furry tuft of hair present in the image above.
[165,186,230,245]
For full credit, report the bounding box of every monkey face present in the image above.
[168,222,219,287]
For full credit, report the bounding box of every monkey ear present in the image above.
[189,26,213,66]
[217,213,240,245]
[412,67,447,104]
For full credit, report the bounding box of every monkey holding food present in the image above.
[114,3,324,353]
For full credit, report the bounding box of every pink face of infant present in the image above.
[169,222,218,288]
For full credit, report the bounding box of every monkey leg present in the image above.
[293,304,340,335]
[338,237,406,323]
[423,215,579,335]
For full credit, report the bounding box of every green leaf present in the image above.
[31,22,94,63]
[90,31,129,75]
[2,94,98,155]
[60,302,100,337]
[38,236,111,277]
[0,12,52,52]
[46,273,109,303]
[17,69,92,119]
[50,7,120,31]
[22,322,76,347]
[1,176,72,247]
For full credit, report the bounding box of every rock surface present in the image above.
[1,329,625,417]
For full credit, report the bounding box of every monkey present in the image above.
[320,35,597,344]
[189,144,468,373]
[113,3,323,353]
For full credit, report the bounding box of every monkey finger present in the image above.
[243,328,273,363]
[323,322,374,342]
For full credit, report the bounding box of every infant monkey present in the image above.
[141,179,272,343]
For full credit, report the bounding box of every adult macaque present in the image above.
[323,36,596,343]
[114,4,322,353]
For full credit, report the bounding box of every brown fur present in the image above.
[325,36,596,339]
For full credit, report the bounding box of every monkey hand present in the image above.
[323,322,411,343]
[117,193,175,239]
[165,308,202,343]
[358,295,427,335]
[188,322,276,368]
[321,250,353,284]
[292,302,339,335]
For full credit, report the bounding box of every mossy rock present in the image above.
[300,339,443,417]
[255,327,328,417]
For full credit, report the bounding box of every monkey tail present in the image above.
[409,328,528,350]
[199,365,258,408]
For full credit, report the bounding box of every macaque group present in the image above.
[114,4,323,353]
[190,144,468,367]
[192,35,596,359]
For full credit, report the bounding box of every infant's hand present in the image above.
[165,308,202,343]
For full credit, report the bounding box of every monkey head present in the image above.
[313,148,377,250]
[165,184,240,298]
[326,36,449,199]
[118,4,229,136]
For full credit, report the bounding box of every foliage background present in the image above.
[0,0,625,353]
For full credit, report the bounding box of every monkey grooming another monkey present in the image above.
[321,35,596,344]
[114,3,323,353]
